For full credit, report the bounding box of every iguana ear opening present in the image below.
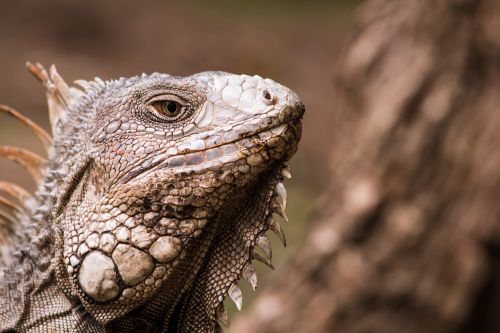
[26,62,84,135]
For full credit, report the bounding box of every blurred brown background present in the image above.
[0,0,359,318]
[4,1,500,332]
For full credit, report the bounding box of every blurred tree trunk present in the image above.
[231,0,500,332]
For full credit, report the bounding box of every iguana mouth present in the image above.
[177,102,305,156]
[176,117,302,157]
[122,116,302,185]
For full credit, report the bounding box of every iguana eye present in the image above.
[152,100,182,117]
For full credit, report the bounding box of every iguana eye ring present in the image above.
[151,100,182,117]
[145,94,190,122]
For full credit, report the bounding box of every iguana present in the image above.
[0,63,304,332]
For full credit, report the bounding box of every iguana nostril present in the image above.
[261,89,276,105]
[263,90,271,100]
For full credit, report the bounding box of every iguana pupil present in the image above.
[160,100,181,116]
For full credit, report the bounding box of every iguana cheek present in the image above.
[78,250,120,302]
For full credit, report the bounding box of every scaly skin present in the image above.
[0,66,304,332]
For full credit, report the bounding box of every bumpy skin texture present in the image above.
[0,67,304,332]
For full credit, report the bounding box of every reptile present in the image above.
[0,63,304,332]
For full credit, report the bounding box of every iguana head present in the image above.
[29,65,303,331]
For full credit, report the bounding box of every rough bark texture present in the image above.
[231,0,500,332]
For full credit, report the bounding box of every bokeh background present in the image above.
[0,0,359,318]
